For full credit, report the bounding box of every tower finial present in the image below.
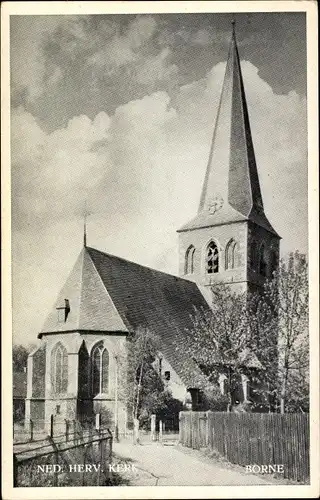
[231,19,236,35]
[83,201,88,247]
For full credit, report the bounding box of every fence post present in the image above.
[97,437,104,485]
[82,443,86,486]
[133,418,139,444]
[95,413,101,434]
[88,426,92,442]
[30,419,34,442]
[178,412,182,444]
[50,414,54,439]
[159,420,163,444]
[73,420,77,444]
[53,449,59,487]
[13,454,18,487]
[105,432,113,484]
[206,411,212,448]
[151,414,156,441]
[65,419,69,442]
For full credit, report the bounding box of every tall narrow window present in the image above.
[51,342,68,394]
[185,245,195,274]
[259,244,267,277]
[225,239,239,269]
[206,241,219,274]
[91,342,109,397]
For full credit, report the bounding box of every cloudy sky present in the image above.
[10,12,307,345]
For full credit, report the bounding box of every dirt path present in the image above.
[112,439,275,486]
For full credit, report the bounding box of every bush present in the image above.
[201,390,229,412]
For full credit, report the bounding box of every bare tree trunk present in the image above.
[227,366,232,412]
[280,363,289,414]
[134,360,144,420]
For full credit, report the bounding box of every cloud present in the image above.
[192,29,212,46]
[126,15,157,49]
[11,91,177,232]
[11,60,307,344]
[88,16,157,71]
[134,48,178,85]
[174,61,307,253]
[10,16,65,101]
[88,33,136,69]
[86,16,178,90]
[11,15,160,106]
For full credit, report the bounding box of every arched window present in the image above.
[185,245,195,274]
[206,241,219,274]
[259,244,267,277]
[91,342,109,397]
[51,342,68,394]
[225,239,239,269]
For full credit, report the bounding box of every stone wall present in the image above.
[34,331,128,433]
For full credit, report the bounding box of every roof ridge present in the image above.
[86,246,194,284]
[82,249,129,332]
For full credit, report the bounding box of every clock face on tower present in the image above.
[207,195,224,215]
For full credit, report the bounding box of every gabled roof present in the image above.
[180,25,279,238]
[40,248,128,335]
[39,246,213,389]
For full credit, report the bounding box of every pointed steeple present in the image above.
[179,22,277,236]
[199,20,264,215]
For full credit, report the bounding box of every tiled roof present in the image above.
[87,247,212,388]
[39,246,213,389]
[13,372,27,398]
[40,248,128,335]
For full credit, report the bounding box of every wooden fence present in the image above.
[14,414,98,444]
[13,424,113,487]
[179,411,309,483]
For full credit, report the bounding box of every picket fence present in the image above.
[179,411,309,483]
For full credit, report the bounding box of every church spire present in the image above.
[178,21,280,289]
[198,21,264,218]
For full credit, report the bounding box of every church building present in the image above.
[25,25,280,433]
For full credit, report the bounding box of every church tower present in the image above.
[177,23,280,293]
